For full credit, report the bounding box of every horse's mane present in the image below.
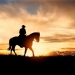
[28,32,40,36]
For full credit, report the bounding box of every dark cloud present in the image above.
[61,48,75,51]
[0,0,75,19]
[0,0,8,4]
[1,0,75,14]
[41,37,62,42]
[49,50,75,56]
[7,0,44,14]
[41,34,75,42]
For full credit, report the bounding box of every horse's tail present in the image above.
[7,45,11,50]
[7,39,12,50]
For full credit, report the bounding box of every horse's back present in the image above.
[9,36,18,43]
[10,36,18,40]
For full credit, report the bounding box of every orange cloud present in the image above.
[0,0,75,44]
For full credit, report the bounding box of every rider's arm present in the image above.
[19,29,21,34]
[25,29,26,34]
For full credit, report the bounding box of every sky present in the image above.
[0,0,75,56]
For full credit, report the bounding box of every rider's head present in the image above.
[22,25,26,28]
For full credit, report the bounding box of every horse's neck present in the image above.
[27,34,34,40]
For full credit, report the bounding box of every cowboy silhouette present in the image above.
[19,25,26,37]
[19,25,26,47]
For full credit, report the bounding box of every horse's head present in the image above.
[35,32,40,42]
[27,32,40,43]
[32,32,40,42]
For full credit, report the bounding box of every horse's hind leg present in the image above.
[29,47,34,57]
[24,47,27,56]
[12,46,17,55]
[9,46,12,55]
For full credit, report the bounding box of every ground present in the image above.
[0,54,74,74]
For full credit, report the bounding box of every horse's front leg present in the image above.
[13,49,17,56]
[24,47,27,56]
[29,47,34,57]
[10,49,12,55]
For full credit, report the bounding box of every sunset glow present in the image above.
[0,0,75,56]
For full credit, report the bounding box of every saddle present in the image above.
[18,35,26,48]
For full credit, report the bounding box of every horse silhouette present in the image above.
[7,32,40,56]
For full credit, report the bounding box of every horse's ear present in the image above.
[38,31,40,35]
[39,32,40,34]
[38,31,40,33]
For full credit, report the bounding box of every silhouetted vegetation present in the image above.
[0,54,75,63]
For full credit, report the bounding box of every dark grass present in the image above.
[0,54,75,64]
[0,54,75,74]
